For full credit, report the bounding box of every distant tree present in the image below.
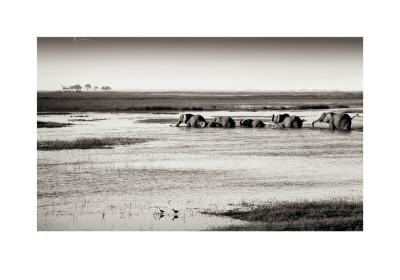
[84,84,91,91]
[70,84,82,92]
[101,86,111,91]
[94,86,98,91]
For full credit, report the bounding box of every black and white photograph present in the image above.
[2,1,400,279]
[37,37,363,231]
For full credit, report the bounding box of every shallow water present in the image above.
[37,110,363,230]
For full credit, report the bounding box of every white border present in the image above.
[2,0,400,279]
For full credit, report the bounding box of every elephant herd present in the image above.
[172,112,360,130]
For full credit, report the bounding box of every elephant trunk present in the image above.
[312,119,321,127]
[312,116,323,127]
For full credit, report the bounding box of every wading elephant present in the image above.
[312,112,359,130]
[196,121,208,127]
[172,113,207,127]
[197,120,217,127]
[213,117,236,127]
[239,119,265,128]
[279,115,305,128]
[272,113,290,124]
[205,121,217,127]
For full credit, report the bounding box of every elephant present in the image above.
[197,121,208,128]
[279,115,305,128]
[205,121,217,127]
[272,113,290,124]
[172,113,207,127]
[197,120,217,127]
[312,112,359,130]
[213,117,236,127]
[239,119,265,128]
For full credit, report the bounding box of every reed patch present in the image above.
[37,137,152,150]
[203,199,363,231]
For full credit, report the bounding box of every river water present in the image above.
[37,110,363,230]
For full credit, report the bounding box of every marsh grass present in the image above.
[339,108,364,114]
[37,121,73,128]
[37,112,72,115]
[203,199,363,231]
[37,91,362,112]
[37,137,151,150]
[69,118,107,122]
[136,118,178,124]
[262,105,350,110]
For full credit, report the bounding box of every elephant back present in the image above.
[279,114,290,123]
[182,113,194,124]
[253,120,265,127]
[227,117,236,127]
[218,116,235,127]
[196,114,206,122]
[240,119,253,127]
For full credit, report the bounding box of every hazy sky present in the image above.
[37,37,362,91]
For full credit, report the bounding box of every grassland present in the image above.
[203,199,363,231]
[37,137,151,150]
[37,121,73,128]
[37,91,363,112]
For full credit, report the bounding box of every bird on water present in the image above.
[172,209,179,214]
[158,207,165,214]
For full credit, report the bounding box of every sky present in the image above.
[37,37,362,91]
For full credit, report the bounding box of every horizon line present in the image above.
[37,88,363,92]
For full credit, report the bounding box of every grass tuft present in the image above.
[37,137,151,150]
[37,121,73,128]
[37,112,72,115]
[203,199,363,231]
[136,118,178,124]
[69,118,107,122]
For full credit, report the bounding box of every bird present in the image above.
[172,209,179,214]
[158,207,165,214]
[172,215,179,221]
